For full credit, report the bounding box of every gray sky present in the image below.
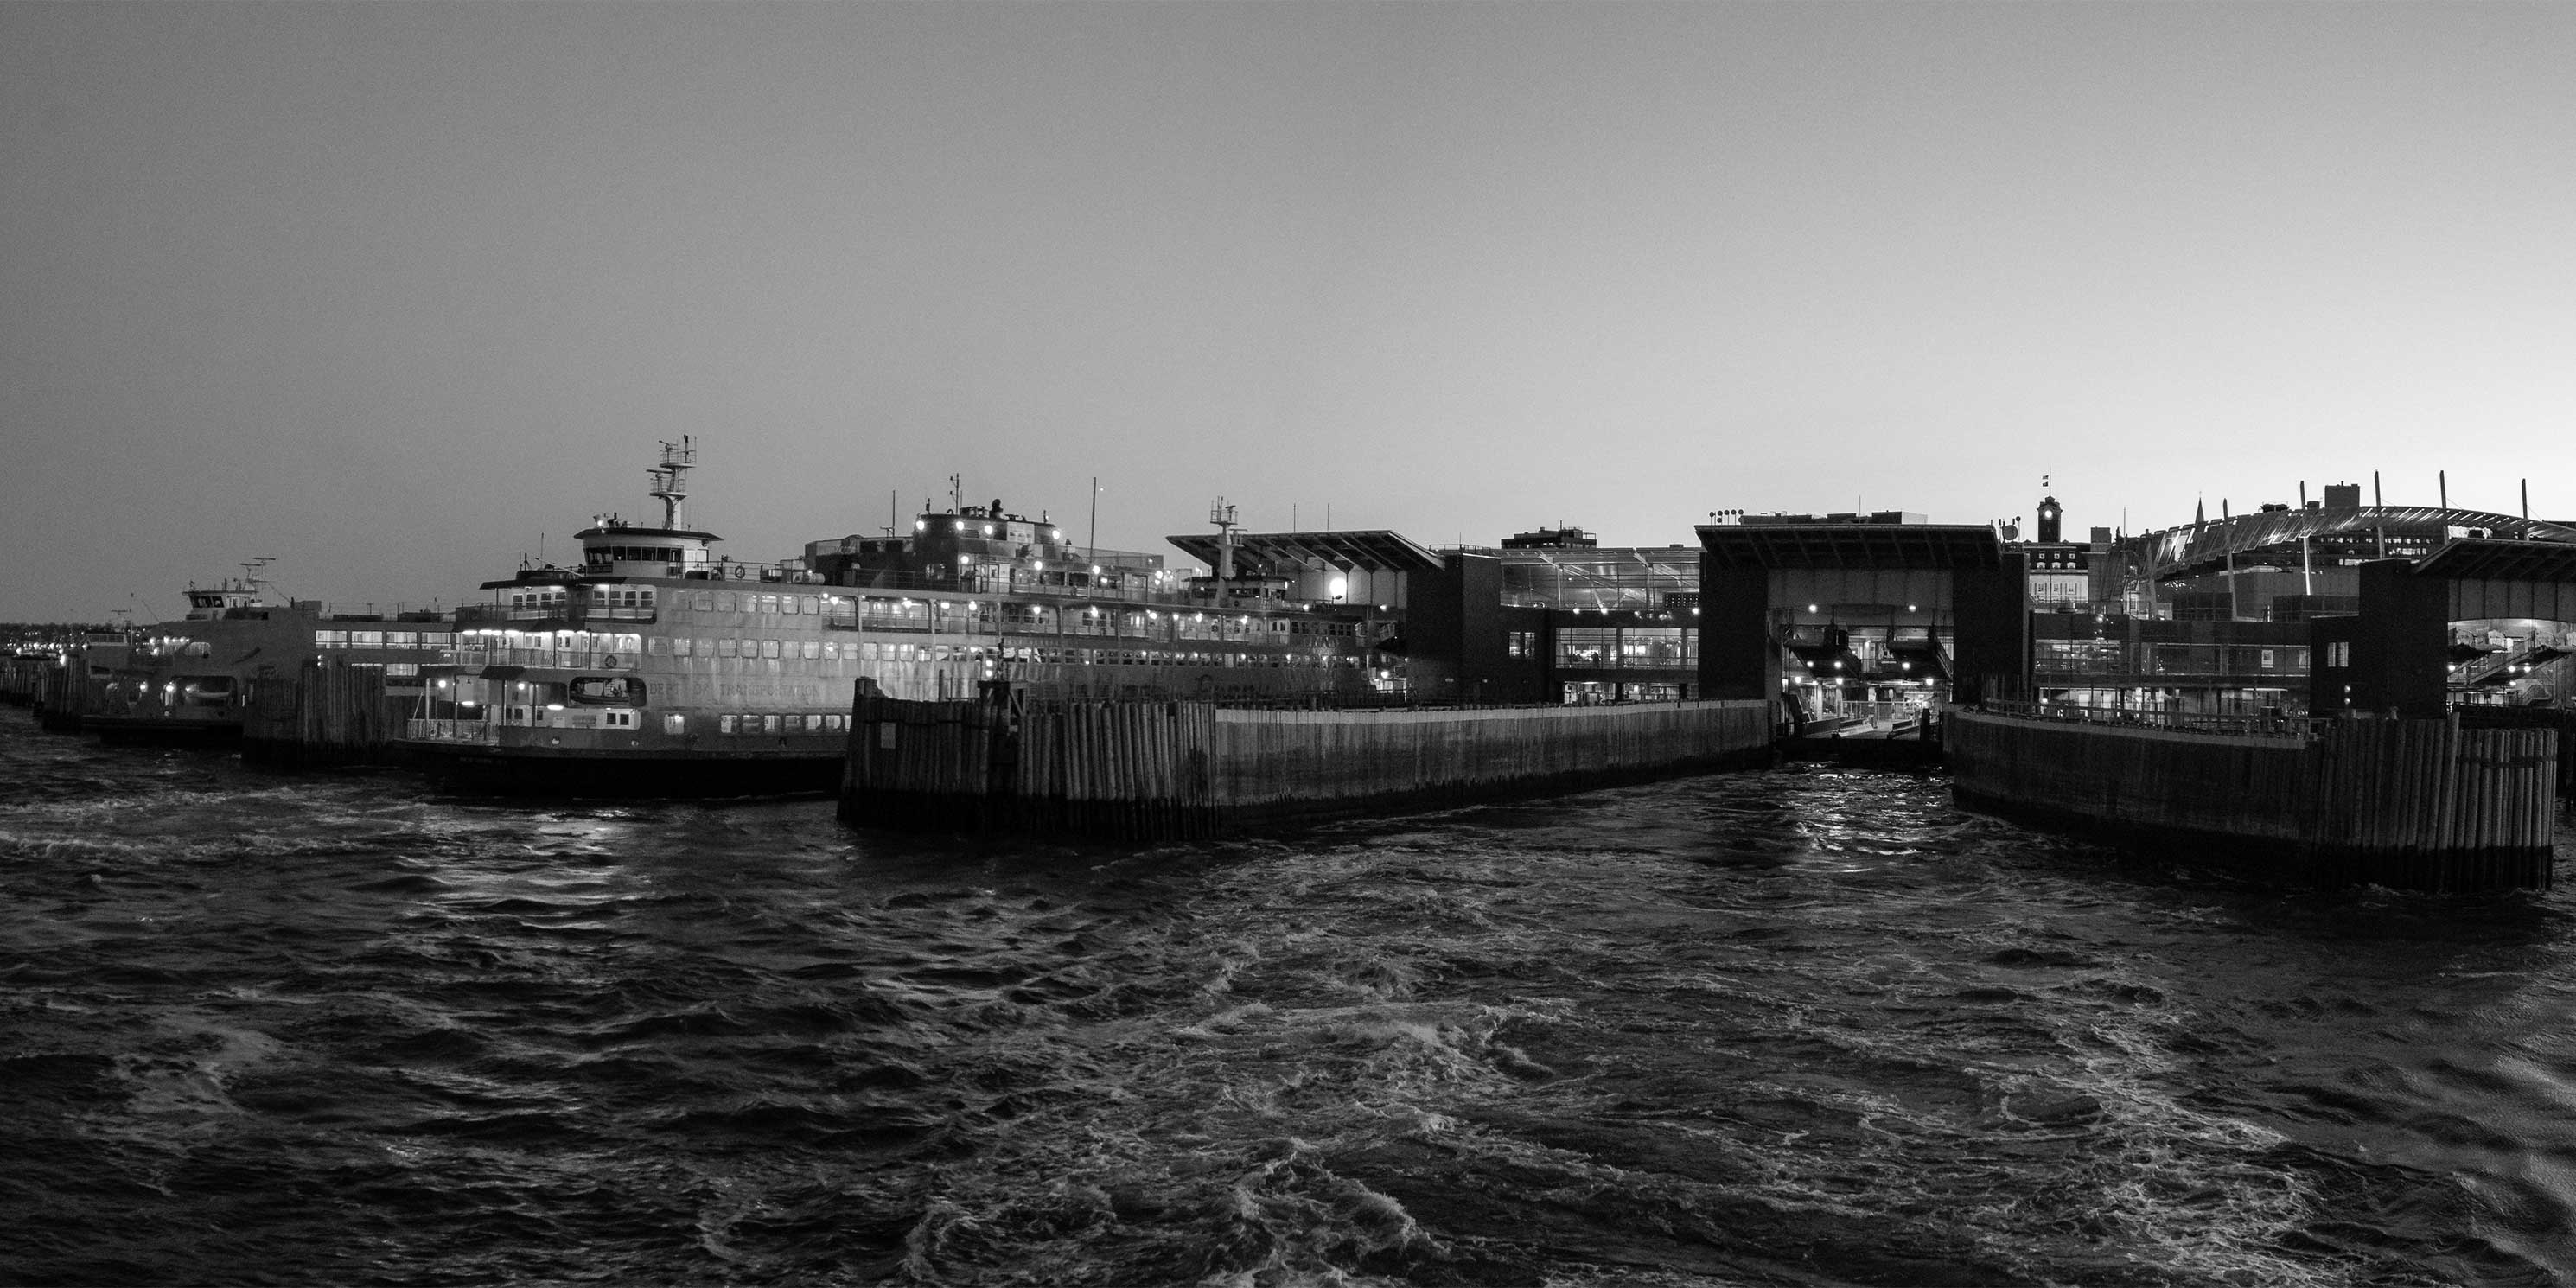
[6,3,2573,621]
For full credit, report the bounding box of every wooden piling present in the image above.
[1950,711,2557,892]
[839,695,1775,841]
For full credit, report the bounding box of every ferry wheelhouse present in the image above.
[400,447,1384,794]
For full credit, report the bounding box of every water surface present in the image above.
[3,714,2572,1285]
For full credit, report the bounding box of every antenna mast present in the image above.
[648,436,697,529]
[1209,497,1239,606]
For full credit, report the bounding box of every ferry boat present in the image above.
[81,563,452,743]
[399,444,1385,795]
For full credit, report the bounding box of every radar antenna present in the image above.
[648,436,697,530]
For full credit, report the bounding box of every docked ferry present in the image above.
[399,444,1383,794]
[81,564,452,742]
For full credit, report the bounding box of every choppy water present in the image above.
[4,713,2576,1286]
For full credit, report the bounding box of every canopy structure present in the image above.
[2136,507,2575,580]
[1164,530,1444,575]
[2411,537,2576,584]
[1696,523,2005,571]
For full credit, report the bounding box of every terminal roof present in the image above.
[1696,523,2005,571]
[2411,538,2576,583]
[1164,530,1444,574]
[2138,506,2576,578]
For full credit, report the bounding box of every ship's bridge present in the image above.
[576,518,721,579]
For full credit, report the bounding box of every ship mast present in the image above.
[648,437,696,530]
[1209,497,1239,608]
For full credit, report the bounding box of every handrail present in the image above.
[1972,698,2327,741]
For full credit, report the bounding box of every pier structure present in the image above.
[836,681,1774,841]
[1954,494,2573,889]
[1948,706,2556,890]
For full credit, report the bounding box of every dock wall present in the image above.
[242,660,413,768]
[29,660,91,731]
[0,656,55,707]
[1948,711,2558,890]
[838,696,1776,840]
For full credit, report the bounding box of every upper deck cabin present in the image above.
[182,576,283,621]
[807,499,1176,599]
[572,514,724,580]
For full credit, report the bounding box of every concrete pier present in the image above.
[1948,709,2559,890]
[838,693,1776,840]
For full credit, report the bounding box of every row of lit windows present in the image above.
[645,635,1362,669]
[462,631,644,654]
[2031,641,2306,675]
[316,631,458,649]
[657,637,832,660]
[673,591,832,616]
[717,712,847,735]
[500,584,1355,637]
[507,588,657,611]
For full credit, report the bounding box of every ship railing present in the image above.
[290,603,451,622]
[819,568,1349,612]
[456,605,656,626]
[1973,698,2327,741]
[405,717,500,744]
[442,647,640,672]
